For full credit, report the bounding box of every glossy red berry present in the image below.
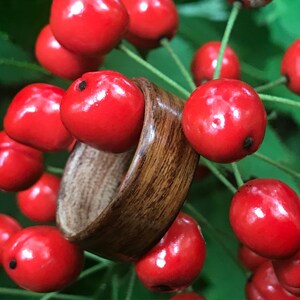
[17,173,60,223]
[182,79,266,163]
[0,214,22,265]
[230,178,300,259]
[281,39,300,95]
[238,244,268,272]
[35,25,104,80]
[61,70,145,153]
[170,292,206,300]
[135,212,206,292]
[50,0,129,55]
[273,249,300,296]
[191,41,240,86]
[0,131,44,192]
[246,261,298,300]
[122,0,178,49]
[2,226,84,292]
[227,0,273,9]
[4,83,73,152]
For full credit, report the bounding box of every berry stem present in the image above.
[213,1,241,79]
[111,273,119,300]
[84,251,110,264]
[160,38,196,91]
[255,76,287,92]
[125,267,136,300]
[231,163,244,187]
[118,44,190,98]
[254,152,300,181]
[201,158,237,193]
[46,165,64,175]
[259,93,300,109]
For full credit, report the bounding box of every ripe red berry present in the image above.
[2,226,84,292]
[227,0,273,9]
[230,178,300,259]
[273,249,300,296]
[182,79,266,163]
[17,173,60,223]
[35,25,104,80]
[281,39,300,95]
[191,41,240,86]
[0,214,22,265]
[0,131,44,192]
[170,292,206,300]
[135,212,206,292]
[246,261,298,300]
[122,0,178,49]
[50,0,129,55]
[4,83,73,152]
[60,70,145,153]
[238,244,268,272]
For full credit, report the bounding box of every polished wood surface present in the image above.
[57,77,199,261]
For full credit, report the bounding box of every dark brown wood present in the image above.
[56,77,199,261]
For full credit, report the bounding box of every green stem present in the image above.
[201,158,237,194]
[259,94,300,109]
[84,251,111,264]
[160,38,196,91]
[125,268,136,300]
[255,76,287,92]
[254,152,300,181]
[118,44,190,98]
[46,166,64,175]
[231,163,244,187]
[0,58,50,75]
[241,62,266,81]
[111,273,119,300]
[213,2,242,79]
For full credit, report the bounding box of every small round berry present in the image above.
[135,212,206,292]
[227,0,272,9]
[230,178,300,259]
[281,39,300,95]
[191,41,240,85]
[170,292,206,300]
[246,261,298,300]
[182,79,266,163]
[50,0,129,55]
[2,226,84,292]
[0,131,44,192]
[122,0,178,49]
[4,83,73,152]
[273,249,300,296]
[60,70,145,153]
[0,214,22,265]
[17,173,60,223]
[35,25,104,80]
[238,244,268,272]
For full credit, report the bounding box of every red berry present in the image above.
[50,0,129,55]
[4,83,73,152]
[281,39,300,95]
[230,178,300,259]
[170,292,206,300]
[227,0,272,9]
[135,212,206,292]
[182,79,266,163]
[17,173,60,223]
[0,131,44,192]
[238,244,268,272]
[0,214,22,265]
[246,261,298,300]
[35,25,104,80]
[191,41,240,85]
[273,249,300,296]
[60,70,145,153]
[2,226,84,292]
[122,0,178,49]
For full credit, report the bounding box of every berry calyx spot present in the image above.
[243,136,254,149]
[78,81,87,91]
[9,259,17,269]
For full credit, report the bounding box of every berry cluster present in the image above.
[1,0,300,299]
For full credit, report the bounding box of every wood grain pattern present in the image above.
[57,77,199,261]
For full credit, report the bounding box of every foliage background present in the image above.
[0,0,299,299]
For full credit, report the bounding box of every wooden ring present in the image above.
[57,77,199,261]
